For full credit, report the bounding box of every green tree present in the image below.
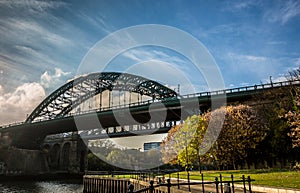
[145,149,162,168]
[253,81,300,167]
[106,148,132,169]
[161,115,207,172]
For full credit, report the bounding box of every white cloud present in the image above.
[222,0,261,12]
[264,0,300,24]
[240,82,249,87]
[0,0,67,16]
[78,11,112,35]
[122,48,191,72]
[273,76,287,83]
[294,58,300,66]
[243,55,267,62]
[0,83,46,125]
[228,53,267,62]
[1,18,74,48]
[40,68,70,89]
[267,41,287,45]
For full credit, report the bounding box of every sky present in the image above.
[0,0,300,128]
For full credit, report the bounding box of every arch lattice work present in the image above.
[26,72,178,123]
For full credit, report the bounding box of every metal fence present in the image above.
[128,174,253,193]
[83,171,254,193]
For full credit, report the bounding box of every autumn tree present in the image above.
[162,105,269,170]
[284,66,300,148]
[285,88,300,147]
[161,125,181,165]
[206,105,268,169]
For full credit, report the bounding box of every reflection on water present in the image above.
[0,179,83,193]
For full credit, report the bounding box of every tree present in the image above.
[284,66,300,148]
[286,89,300,147]
[205,105,268,169]
[161,115,208,172]
[106,149,132,169]
[287,66,300,80]
[145,149,162,168]
[161,125,181,165]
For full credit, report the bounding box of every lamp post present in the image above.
[184,131,191,192]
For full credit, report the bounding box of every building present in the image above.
[143,142,161,151]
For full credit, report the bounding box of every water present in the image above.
[0,179,83,193]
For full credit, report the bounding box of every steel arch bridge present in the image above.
[26,72,178,123]
[2,71,300,150]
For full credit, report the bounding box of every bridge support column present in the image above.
[43,134,87,174]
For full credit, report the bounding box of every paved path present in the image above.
[167,178,300,193]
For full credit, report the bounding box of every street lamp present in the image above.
[184,131,191,192]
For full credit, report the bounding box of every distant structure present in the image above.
[143,142,161,151]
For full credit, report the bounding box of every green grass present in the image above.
[170,169,300,189]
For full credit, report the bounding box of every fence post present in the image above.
[177,172,180,189]
[225,183,231,193]
[149,180,154,193]
[231,174,235,193]
[167,179,171,193]
[247,176,252,193]
[201,173,205,193]
[128,183,134,193]
[187,172,191,192]
[215,177,219,193]
[220,174,223,193]
[242,175,246,193]
[83,177,87,193]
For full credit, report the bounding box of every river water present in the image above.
[0,179,83,193]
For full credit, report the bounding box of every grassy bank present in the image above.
[171,169,300,189]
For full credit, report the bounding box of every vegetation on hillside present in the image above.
[161,67,300,170]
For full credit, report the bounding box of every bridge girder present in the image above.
[26,72,178,123]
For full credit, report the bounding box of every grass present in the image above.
[170,169,300,189]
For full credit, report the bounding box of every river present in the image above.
[0,179,83,193]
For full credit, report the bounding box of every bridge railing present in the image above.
[0,121,25,130]
[180,79,300,99]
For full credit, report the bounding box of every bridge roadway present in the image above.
[1,80,299,149]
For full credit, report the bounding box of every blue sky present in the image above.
[0,0,300,124]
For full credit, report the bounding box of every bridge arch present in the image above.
[49,143,61,170]
[61,142,71,171]
[26,72,178,123]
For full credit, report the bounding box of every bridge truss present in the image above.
[26,72,178,123]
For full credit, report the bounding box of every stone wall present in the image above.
[0,148,49,175]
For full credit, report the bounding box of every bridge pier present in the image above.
[42,133,88,174]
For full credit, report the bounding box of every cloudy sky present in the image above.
[0,0,300,126]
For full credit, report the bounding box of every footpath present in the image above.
[169,178,300,193]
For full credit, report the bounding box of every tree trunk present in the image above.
[198,155,202,174]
